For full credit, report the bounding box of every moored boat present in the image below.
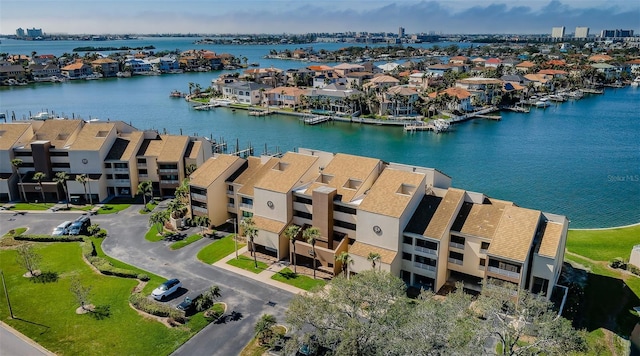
[631,77,640,87]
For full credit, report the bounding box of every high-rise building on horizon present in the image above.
[600,29,634,38]
[15,28,25,37]
[574,27,589,39]
[551,26,565,39]
[26,27,43,37]
[398,26,405,38]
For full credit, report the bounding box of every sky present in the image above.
[1,0,639,35]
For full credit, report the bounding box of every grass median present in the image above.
[197,234,245,264]
[271,267,327,291]
[170,234,204,250]
[226,255,268,274]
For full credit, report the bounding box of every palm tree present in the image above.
[167,198,187,220]
[75,174,92,205]
[284,225,301,274]
[194,215,211,235]
[255,314,277,346]
[303,227,320,279]
[137,180,153,211]
[149,210,170,235]
[53,171,70,209]
[11,159,27,202]
[195,285,221,311]
[335,251,353,278]
[33,172,46,202]
[240,217,258,268]
[367,252,381,270]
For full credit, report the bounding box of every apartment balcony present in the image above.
[191,193,207,202]
[448,258,463,265]
[226,190,234,196]
[449,242,465,250]
[158,169,179,173]
[415,246,438,256]
[160,180,179,184]
[138,174,148,178]
[227,203,235,208]
[113,167,129,172]
[240,203,253,210]
[487,266,520,279]
[413,262,436,272]
[138,162,147,167]
[192,206,207,214]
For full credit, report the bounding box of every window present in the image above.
[294,195,312,205]
[334,204,357,215]
[104,163,111,168]
[228,198,234,205]
[138,169,148,175]
[49,151,69,156]
[106,174,113,179]
[114,163,128,169]
[531,277,549,295]
[242,211,253,218]
[449,251,464,262]
[51,162,70,168]
[402,252,412,261]
[499,261,519,273]
[479,258,486,267]
[20,162,34,167]
[190,187,206,195]
[115,174,129,179]
[294,210,313,220]
[416,239,437,250]
[137,158,146,164]
[451,235,465,245]
[415,255,436,266]
[14,151,31,157]
[481,242,490,251]
[158,164,178,170]
[227,185,234,192]
[403,235,413,245]
[241,197,253,205]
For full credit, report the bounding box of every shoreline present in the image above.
[570,221,640,231]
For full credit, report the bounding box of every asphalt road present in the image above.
[0,206,294,356]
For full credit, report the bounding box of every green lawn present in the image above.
[145,227,165,242]
[0,241,207,356]
[139,201,157,214]
[2,227,27,237]
[95,204,131,214]
[9,202,55,210]
[226,255,268,274]
[271,267,327,291]
[197,234,245,264]
[566,225,640,262]
[170,234,204,250]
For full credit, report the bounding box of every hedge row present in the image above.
[15,234,86,242]
[80,240,147,280]
[129,293,183,320]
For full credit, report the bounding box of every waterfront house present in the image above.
[28,63,61,80]
[455,78,503,105]
[312,72,347,89]
[32,54,56,66]
[220,81,272,105]
[501,58,519,68]
[500,74,531,86]
[428,87,473,112]
[590,63,618,80]
[187,147,567,300]
[363,74,400,93]
[408,72,440,90]
[149,56,181,73]
[379,86,420,117]
[91,58,119,77]
[285,68,314,87]
[61,60,93,79]
[8,54,30,66]
[262,86,307,109]
[427,63,454,77]
[306,84,361,114]
[243,67,285,87]
[124,58,153,74]
[0,64,27,83]
[523,74,551,89]
[344,71,374,89]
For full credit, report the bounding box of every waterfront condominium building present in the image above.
[0,120,212,203]
[574,27,590,39]
[188,148,567,299]
[551,26,565,40]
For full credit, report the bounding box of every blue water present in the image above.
[1,38,639,228]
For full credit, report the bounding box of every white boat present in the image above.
[535,98,550,108]
[631,77,640,87]
[31,111,53,120]
[548,94,565,102]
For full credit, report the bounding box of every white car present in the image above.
[151,279,182,301]
[52,221,73,236]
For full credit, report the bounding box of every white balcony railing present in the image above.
[227,203,235,208]
[449,242,464,250]
[160,180,179,184]
[191,193,207,202]
[226,190,234,195]
[158,169,178,173]
[192,206,207,213]
[487,266,520,279]
[448,257,463,265]
[113,167,129,172]
[138,174,148,178]
[240,203,253,209]
[413,262,436,272]
[415,246,438,256]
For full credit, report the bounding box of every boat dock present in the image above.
[248,110,272,117]
[302,115,332,125]
[475,114,501,120]
[404,119,450,133]
[193,103,221,110]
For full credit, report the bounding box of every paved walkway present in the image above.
[213,247,307,295]
[0,321,55,356]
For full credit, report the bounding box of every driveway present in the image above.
[1,207,295,356]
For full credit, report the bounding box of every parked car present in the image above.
[52,221,73,236]
[68,215,91,235]
[176,296,193,311]
[151,279,182,301]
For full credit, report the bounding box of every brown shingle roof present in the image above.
[424,188,465,240]
[304,153,381,203]
[456,198,513,239]
[255,152,318,194]
[0,123,32,150]
[253,216,286,234]
[538,222,563,258]
[487,206,540,263]
[31,119,83,148]
[190,155,243,187]
[69,122,116,151]
[358,168,425,218]
[236,157,280,197]
[349,241,396,264]
[158,135,189,162]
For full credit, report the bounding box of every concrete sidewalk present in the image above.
[0,321,56,356]
[213,247,307,295]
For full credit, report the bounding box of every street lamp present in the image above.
[227,218,238,259]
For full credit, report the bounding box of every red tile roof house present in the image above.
[60,60,93,79]
[485,58,503,68]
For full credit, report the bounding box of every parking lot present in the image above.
[1,206,295,356]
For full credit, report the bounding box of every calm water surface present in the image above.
[1,39,638,228]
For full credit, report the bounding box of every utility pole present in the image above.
[1,271,14,319]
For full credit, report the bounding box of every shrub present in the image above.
[610,257,626,269]
[129,293,176,317]
[88,256,138,279]
[82,240,97,258]
[627,264,640,276]
[15,234,85,242]
[137,274,150,281]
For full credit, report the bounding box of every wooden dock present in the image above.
[475,114,502,121]
[193,103,221,110]
[249,110,272,117]
[302,115,332,125]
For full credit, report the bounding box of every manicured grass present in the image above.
[139,201,157,214]
[0,242,207,356]
[145,227,165,242]
[95,204,131,214]
[226,255,268,274]
[240,325,286,356]
[2,227,27,237]
[271,267,327,291]
[170,234,204,250]
[10,202,55,210]
[197,234,245,264]
[567,225,640,262]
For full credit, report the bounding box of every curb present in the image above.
[0,320,56,355]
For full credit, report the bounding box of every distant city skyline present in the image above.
[1,0,639,35]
